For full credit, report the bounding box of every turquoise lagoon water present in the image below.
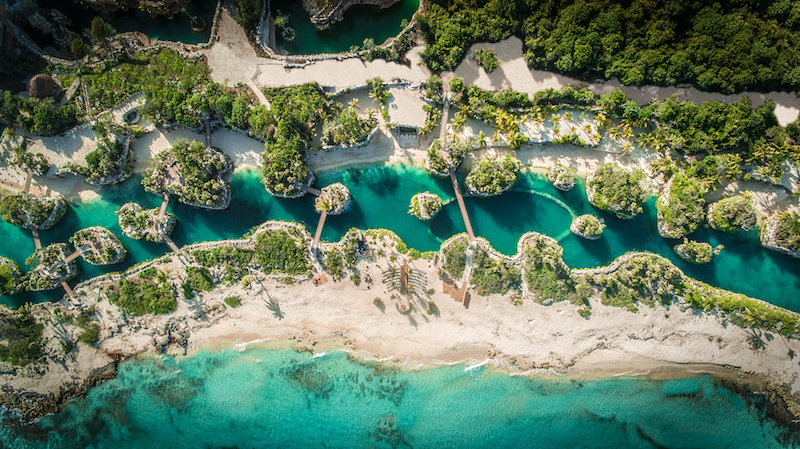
[3,164,800,312]
[272,0,419,54]
[2,349,797,448]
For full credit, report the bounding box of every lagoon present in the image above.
[2,164,800,313]
[272,0,419,55]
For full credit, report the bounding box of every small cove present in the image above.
[271,0,419,55]
[2,164,800,313]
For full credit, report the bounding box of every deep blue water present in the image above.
[1,349,797,449]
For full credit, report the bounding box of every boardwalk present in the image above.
[23,169,32,194]
[30,229,42,250]
[58,278,75,298]
[62,244,90,264]
[311,210,328,250]
[157,194,170,220]
[449,168,476,242]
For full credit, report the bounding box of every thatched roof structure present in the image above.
[28,74,55,98]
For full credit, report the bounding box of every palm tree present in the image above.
[348,98,360,110]
[476,130,488,148]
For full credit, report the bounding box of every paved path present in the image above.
[207,0,258,87]
[23,169,32,194]
[247,80,270,108]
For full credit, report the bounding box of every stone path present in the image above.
[207,0,258,87]
[247,80,270,108]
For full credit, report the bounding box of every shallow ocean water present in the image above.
[3,164,800,312]
[1,349,797,449]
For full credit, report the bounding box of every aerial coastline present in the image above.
[2,0,800,444]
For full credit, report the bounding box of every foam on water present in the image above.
[1,349,797,449]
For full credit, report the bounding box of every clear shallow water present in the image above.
[2,165,800,313]
[1,349,797,448]
[272,0,419,54]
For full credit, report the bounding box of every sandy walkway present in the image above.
[253,45,432,90]
[207,0,258,86]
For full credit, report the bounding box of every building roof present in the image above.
[28,74,55,98]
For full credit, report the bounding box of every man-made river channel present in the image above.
[2,164,799,313]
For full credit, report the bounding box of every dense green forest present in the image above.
[418,0,800,92]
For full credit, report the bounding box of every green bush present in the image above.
[474,49,500,73]
[253,229,309,275]
[225,296,242,308]
[442,237,468,278]
[656,173,707,239]
[107,278,176,316]
[183,266,215,299]
[0,306,44,366]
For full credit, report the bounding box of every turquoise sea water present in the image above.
[272,0,420,54]
[1,349,797,448]
[3,164,800,312]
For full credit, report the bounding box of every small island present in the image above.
[548,164,576,191]
[408,192,443,221]
[761,211,800,258]
[0,194,66,230]
[425,136,470,178]
[570,214,605,240]
[116,202,176,242]
[24,243,78,291]
[314,183,351,215]
[0,257,25,296]
[142,139,233,210]
[586,163,646,219]
[656,173,707,239]
[465,154,521,197]
[69,227,127,266]
[707,193,757,232]
[674,238,717,264]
